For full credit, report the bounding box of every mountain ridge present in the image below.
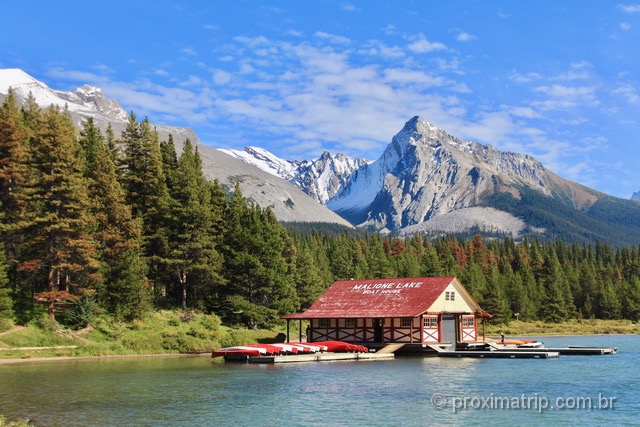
[6,68,640,244]
[0,68,352,228]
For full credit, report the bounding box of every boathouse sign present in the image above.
[351,281,423,295]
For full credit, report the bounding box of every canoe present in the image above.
[313,341,368,353]
[211,348,263,358]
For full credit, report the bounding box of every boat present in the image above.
[517,341,544,348]
[313,341,368,353]
[212,340,368,359]
[288,342,327,352]
[211,348,264,358]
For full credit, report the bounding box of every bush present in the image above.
[63,296,96,330]
[0,415,31,427]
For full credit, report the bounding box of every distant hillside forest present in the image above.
[1,91,640,331]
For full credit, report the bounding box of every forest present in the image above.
[1,89,640,332]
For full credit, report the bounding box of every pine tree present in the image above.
[482,266,511,324]
[0,90,31,266]
[120,115,171,295]
[24,107,99,321]
[79,119,150,320]
[0,235,14,329]
[167,140,224,310]
[221,185,297,327]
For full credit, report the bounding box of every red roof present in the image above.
[283,276,461,319]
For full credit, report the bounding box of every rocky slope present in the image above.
[328,116,600,235]
[220,147,368,204]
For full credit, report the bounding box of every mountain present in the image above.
[218,146,308,181]
[327,116,640,244]
[632,191,640,202]
[9,68,640,244]
[195,148,353,226]
[0,68,352,228]
[0,68,197,144]
[220,147,369,204]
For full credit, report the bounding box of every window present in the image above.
[423,317,438,328]
[318,318,329,327]
[401,318,412,328]
[445,291,456,301]
[462,316,475,327]
[345,318,356,327]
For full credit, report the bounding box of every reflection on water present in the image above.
[0,336,638,426]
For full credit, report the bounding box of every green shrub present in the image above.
[0,415,31,427]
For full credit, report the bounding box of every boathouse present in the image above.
[283,276,491,346]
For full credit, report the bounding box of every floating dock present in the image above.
[224,352,394,364]
[484,342,618,356]
[436,350,559,358]
[427,342,617,359]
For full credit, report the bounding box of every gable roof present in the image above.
[283,276,482,319]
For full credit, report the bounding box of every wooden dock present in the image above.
[484,342,618,356]
[224,352,395,364]
[426,344,558,358]
[436,350,560,359]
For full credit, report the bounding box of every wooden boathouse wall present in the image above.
[283,276,489,345]
[307,314,478,344]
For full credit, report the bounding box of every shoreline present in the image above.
[2,333,636,365]
[0,352,211,366]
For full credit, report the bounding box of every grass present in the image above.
[2,314,638,360]
[485,319,640,337]
[0,416,30,427]
[0,310,285,360]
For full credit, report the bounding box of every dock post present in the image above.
[286,319,290,343]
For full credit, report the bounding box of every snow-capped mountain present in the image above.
[218,146,308,181]
[0,68,352,227]
[292,152,370,204]
[328,116,599,235]
[220,146,369,204]
[9,68,640,243]
[0,68,197,144]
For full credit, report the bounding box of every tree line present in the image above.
[1,90,640,330]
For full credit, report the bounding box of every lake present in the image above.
[0,335,639,426]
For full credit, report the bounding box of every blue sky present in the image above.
[2,1,640,198]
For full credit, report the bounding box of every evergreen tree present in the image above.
[0,90,31,268]
[221,185,297,326]
[120,115,171,295]
[482,266,511,324]
[0,237,13,329]
[167,140,224,310]
[538,250,571,323]
[24,107,99,321]
[79,119,150,320]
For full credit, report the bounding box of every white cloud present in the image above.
[407,34,447,53]
[314,31,351,45]
[617,4,640,13]
[509,71,544,84]
[341,3,359,12]
[620,22,632,30]
[533,84,599,109]
[212,70,232,85]
[456,31,476,42]
[613,83,640,103]
[180,47,197,56]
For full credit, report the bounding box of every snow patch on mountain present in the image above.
[0,68,198,144]
[327,116,555,232]
[219,146,369,204]
[218,146,305,180]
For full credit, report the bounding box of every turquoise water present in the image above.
[0,335,638,426]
